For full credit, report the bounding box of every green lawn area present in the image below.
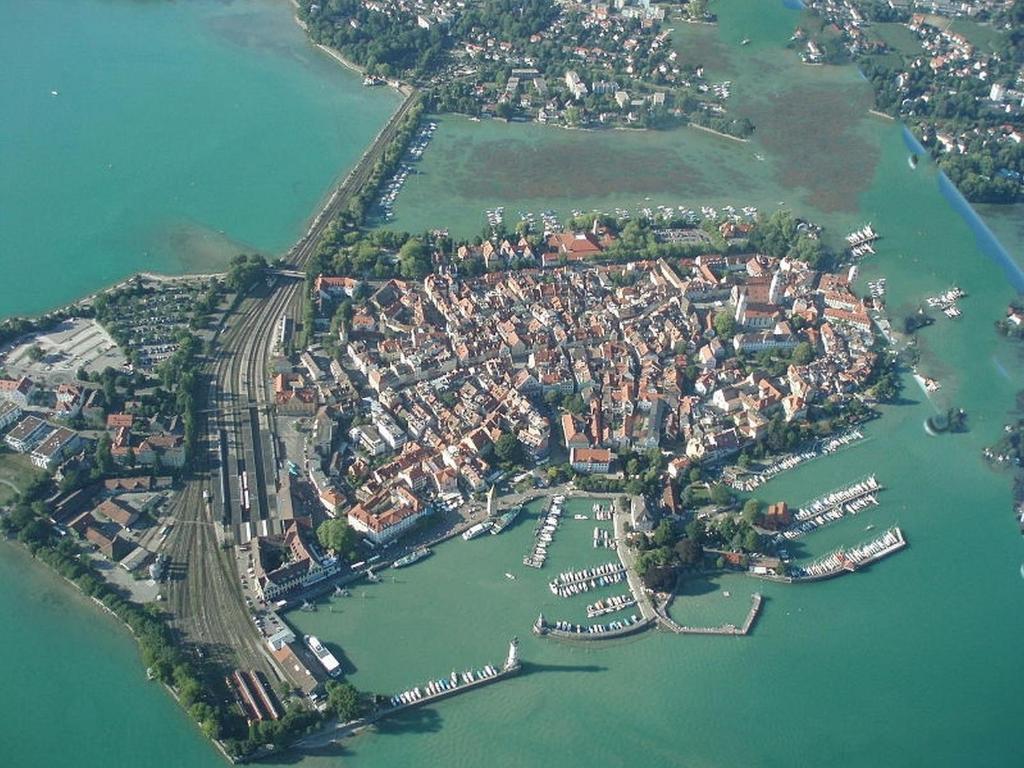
[871,22,923,57]
[0,450,42,506]
[949,19,1003,54]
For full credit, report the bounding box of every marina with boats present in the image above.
[383,638,520,712]
[376,120,437,221]
[790,526,907,581]
[793,475,882,522]
[593,526,615,549]
[523,494,565,568]
[846,223,879,258]
[534,613,648,639]
[925,285,966,319]
[549,562,626,597]
[727,429,865,491]
[779,475,884,540]
[586,593,636,619]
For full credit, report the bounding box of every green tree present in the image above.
[494,432,524,466]
[96,433,114,474]
[652,519,676,548]
[674,537,703,567]
[741,498,761,524]
[714,311,737,339]
[226,253,268,294]
[742,527,762,553]
[317,518,358,559]
[398,239,430,279]
[325,680,362,721]
[709,483,733,507]
[791,341,814,366]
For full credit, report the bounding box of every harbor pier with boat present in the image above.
[296,639,523,751]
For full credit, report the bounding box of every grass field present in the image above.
[0,451,41,507]
[949,19,1003,53]
[871,22,923,57]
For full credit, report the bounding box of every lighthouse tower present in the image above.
[504,637,520,671]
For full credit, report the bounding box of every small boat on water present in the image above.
[366,569,381,583]
[740,38,751,46]
[505,572,516,580]
[908,153,919,169]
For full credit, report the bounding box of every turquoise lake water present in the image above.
[1,1,1023,767]
[0,0,397,318]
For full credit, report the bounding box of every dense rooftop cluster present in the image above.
[299,232,884,543]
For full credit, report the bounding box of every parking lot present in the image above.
[2,318,125,383]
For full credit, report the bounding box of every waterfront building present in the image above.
[255,520,341,602]
[570,446,615,473]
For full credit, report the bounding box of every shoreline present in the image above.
[686,122,750,143]
[0,270,225,335]
[289,0,411,97]
[0,537,236,760]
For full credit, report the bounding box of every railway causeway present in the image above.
[162,89,420,676]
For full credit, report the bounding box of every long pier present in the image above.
[296,641,521,751]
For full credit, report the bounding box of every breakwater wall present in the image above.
[659,593,763,636]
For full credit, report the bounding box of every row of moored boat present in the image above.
[729,430,864,492]
[793,527,905,578]
[780,492,879,540]
[586,593,636,619]
[795,475,882,522]
[388,664,500,708]
[523,495,564,568]
[551,614,641,635]
[549,562,625,596]
[593,527,615,549]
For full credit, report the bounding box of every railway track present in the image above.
[162,90,420,673]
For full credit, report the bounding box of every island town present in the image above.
[0,181,911,758]
[0,0,966,762]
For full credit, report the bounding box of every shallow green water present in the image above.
[0,0,398,318]
[381,0,881,238]
[2,1,1023,767]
